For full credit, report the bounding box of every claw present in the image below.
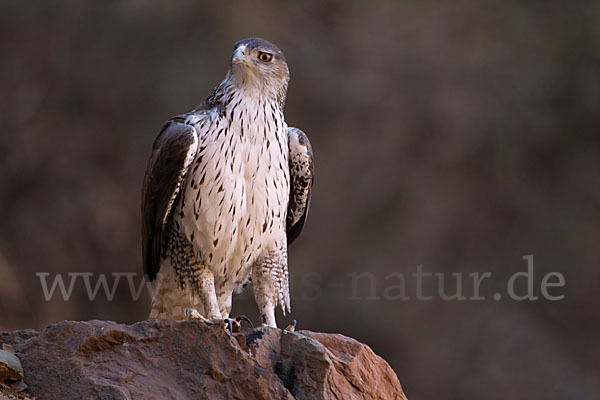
[284,320,297,332]
[242,315,254,328]
[229,315,254,332]
[238,315,254,329]
[224,318,233,332]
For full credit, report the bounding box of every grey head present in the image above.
[228,37,289,106]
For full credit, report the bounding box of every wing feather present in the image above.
[286,127,314,245]
[142,120,198,280]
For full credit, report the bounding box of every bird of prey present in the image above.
[142,38,313,328]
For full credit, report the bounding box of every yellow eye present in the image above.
[258,52,273,62]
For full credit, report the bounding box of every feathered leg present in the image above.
[185,265,224,323]
[253,241,290,328]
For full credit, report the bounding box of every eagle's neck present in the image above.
[203,73,287,113]
[191,76,286,147]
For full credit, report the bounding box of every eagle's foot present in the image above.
[186,308,252,332]
[206,316,252,332]
[185,308,212,324]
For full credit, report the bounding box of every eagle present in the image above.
[141,38,314,328]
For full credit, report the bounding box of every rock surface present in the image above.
[0,320,406,399]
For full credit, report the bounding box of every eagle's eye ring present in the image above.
[258,52,273,62]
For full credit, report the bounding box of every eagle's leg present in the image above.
[255,293,277,328]
[186,267,223,324]
[187,268,252,332]
[253,263,277,327]
[253,243,290,329]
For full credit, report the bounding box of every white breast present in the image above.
[175,97,289,290]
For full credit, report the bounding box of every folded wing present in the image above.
[141,120,199,280]
[286,127,314,245]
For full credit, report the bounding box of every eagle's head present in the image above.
[229,38,289,106]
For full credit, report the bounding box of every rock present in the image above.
[0,347,28,395]
[0,350,23,383]
[0,320,407,399]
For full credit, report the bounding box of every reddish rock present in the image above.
[0,320,406,399]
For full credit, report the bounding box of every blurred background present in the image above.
[1,0,599,398]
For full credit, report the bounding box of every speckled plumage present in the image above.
[142,38,313,328]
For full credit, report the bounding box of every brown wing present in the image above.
[142,119,198,281]
[286,127,314,245]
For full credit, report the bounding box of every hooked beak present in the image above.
[232,45,248,66]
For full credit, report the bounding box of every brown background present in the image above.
[1,1,599,398]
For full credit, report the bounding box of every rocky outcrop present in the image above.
[0,320,406,399]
